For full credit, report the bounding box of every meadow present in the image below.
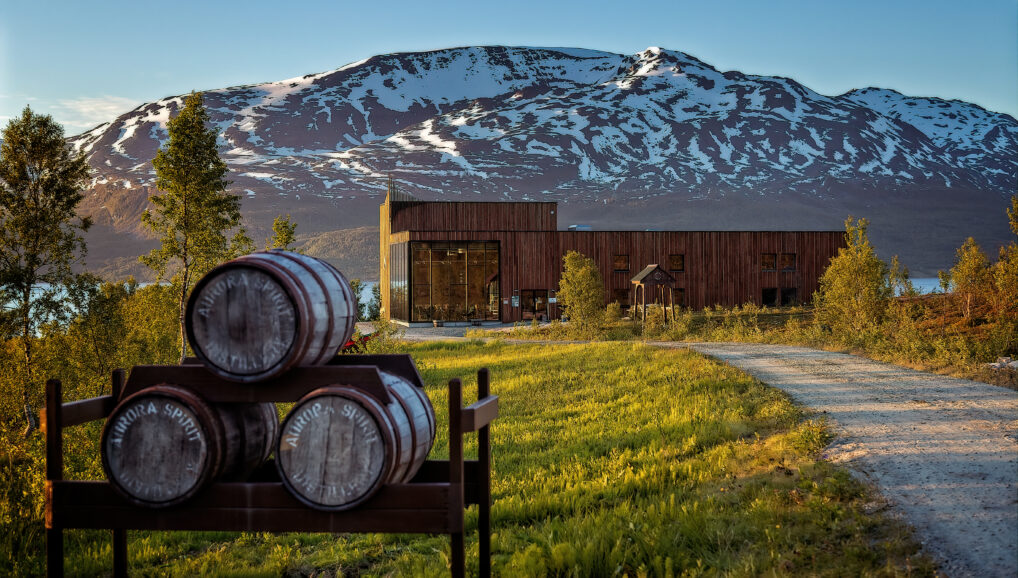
[7,339,934,576]
[491,296,1017,390]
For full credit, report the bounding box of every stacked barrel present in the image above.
[100,250,436,510]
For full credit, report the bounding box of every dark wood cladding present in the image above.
[381,194,845,322]
[393,229,844,320]
[389,201,557,232]
[559,231,843,311]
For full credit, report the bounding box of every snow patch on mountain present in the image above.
[68,45,1016,211]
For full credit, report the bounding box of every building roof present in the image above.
[631,264,676,286]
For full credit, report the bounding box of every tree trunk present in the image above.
[21,285,37,436]
[178,265,189,365]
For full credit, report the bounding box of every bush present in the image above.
[558,251,604,330]
[814,217,891,336]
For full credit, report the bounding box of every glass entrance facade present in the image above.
[520,290,549,321]
[390,241,500,322]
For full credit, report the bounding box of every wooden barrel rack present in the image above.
[43,354,498,578]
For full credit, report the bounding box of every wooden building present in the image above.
[380,187,845,324]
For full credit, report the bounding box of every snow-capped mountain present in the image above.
[69,46,1017,279]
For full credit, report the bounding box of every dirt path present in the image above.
[680,343,1018,577]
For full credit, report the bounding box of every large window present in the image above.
[407,242,500,322]
[761,253,777,272]
[389,243,409,321]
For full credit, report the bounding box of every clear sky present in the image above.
[2,0,1015,135]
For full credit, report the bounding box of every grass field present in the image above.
[491,298,1018,390]
[56,340,933,576]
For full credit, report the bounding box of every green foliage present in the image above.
[0,105,92,430]
[347,278,367,321]
[0,278,179,574]
[265,214,298,251]
[950,237,991,321]
[361,318,405,353]
[814,217,891,339]
[888,255,914,297]
[141,91,250,363]
[1008,195,1017,238]
[367,283,382,321]
[558,250,604,329]
[604,301,623,323]
[994,244,1018,321]
[791,418,834,456]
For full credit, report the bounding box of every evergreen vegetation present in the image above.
[348,278,367,321]
[0,106,92,433]
[141,91,251,363]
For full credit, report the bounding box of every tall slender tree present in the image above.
[0,106,92,432]
[141,92,251,363]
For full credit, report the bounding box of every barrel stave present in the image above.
[101,385,278,507]
[185,250,357,383]
[276,372,437,510]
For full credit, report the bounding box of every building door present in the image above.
[521,290,549,321]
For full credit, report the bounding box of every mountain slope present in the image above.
[69,46,1018,279]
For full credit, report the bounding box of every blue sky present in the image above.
[2,0,1015,135]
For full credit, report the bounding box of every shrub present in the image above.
[951,237,991,322]
[814,217,891,336]
[558,251,604,329]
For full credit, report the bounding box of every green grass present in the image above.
[50,341,932,576]
[489,300,1018,390]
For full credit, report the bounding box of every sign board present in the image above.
[548,298,557,304]
[503,299,509,305]
[511,296,520,307]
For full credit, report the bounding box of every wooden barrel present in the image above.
[276,372,435,510]
[101,384,278,507]
[185,250,357,383]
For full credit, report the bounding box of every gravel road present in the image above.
[682,343,1018,577]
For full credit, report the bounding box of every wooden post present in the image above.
[111,368,128,578]
[641,285,646,323]
[45,379,63,578]
[477,369,492,578]
[666,287,672,325]
[448,379,464,578]
[111,368,125,401]
[670,288,675,323]
[42,359,497,576]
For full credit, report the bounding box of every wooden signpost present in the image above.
[44,355,497,577]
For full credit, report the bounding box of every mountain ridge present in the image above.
[66,45,1017,280]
